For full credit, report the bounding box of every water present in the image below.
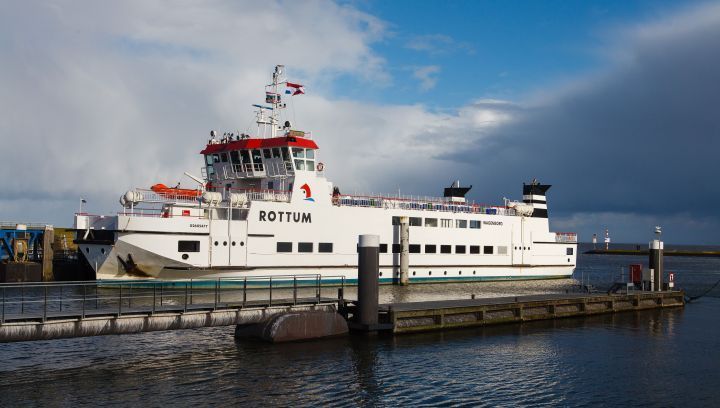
[1,246,719,407]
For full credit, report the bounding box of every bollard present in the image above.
[649,240,664,291]
[399,217,410,286]
[357,234,379,327]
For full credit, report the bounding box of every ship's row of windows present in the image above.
[392,216,481,229]
[277,242,333,253]
[274,242,506,255]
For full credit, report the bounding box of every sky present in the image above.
[0,0,718,244]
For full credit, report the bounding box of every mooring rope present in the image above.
[686,276,720,303]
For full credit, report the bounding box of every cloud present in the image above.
[411,65,441,91]
[405,34,475,55]
[0,0,389,223]
[1,1,718,245]
[439,3,720,243]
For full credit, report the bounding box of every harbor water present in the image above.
[1,244,719,407]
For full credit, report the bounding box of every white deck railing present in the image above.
[333,194,517,216]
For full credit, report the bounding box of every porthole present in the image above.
[429,271,432,276]
[223,241,227,246]
[214,241,219,246]
[182,254,189,260]
[379,272,383,277]
[473,270,476,275]
[85,247,89,254]
[100,248,105,254]
[459,271,462,275]
[232,241,236,246]
[412,271,416,276]
[444,271,447,275]
[240,241,245,246]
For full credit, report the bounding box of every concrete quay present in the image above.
[377,291,685,334]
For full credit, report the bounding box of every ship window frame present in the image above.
[298,242,313,253]
[178,240,200,253]
[392,244,401,253]
[498,246,508,255]
[425,218,438,227]
[292,147,305,158]
[456,219,468,228]
[440,219,452,228]
[483,246,494,255]
[567,247,574,255]
[470,245,480,254]
[319,243,333,253]
[277,242,293,253]
[409,217,422,226]
[294,159,306,171]
[263,149,272,159]
[409,244,421,254]
[469,220,481,229]
[425,244,437,254]
[205,155,214,165]
[272,148,281,158]
[212,154,220,163]
[440,245,452,254]
[220,153,228,163]
[306,160,315,171]
[306,149,315,159]
[379,244,388,253]
[230,150,240,164]
[455,245,466,254]
[251,149,263,164]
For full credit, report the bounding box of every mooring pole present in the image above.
[357,234,380,328]
[649,239,664,291]
[399,216,410,285]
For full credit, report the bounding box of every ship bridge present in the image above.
[200,130,320,192]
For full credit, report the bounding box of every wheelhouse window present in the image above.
[306,160,315,171]
[294,159,306,171]
[263,149,272,159]
[277,242,292,252]
[281,147,291,161]
[240,150,252,169]
[292,147,305,158]
[230,150,240,165]
[272,148,281,158]
[306,149,315,159]
[220,153,228,163]
[205,155,214,165]
[212,154,220,163]
[178,240,200,252]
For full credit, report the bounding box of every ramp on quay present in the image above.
[0,275,344,343]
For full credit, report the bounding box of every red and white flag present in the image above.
[285,82,305,95]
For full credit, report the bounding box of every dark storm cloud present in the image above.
[447,11,720,219]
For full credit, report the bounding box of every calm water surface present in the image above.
[1,246,719,407]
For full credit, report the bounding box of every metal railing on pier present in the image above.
[0,274,346,324]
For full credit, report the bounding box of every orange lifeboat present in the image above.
[151,183,202,198]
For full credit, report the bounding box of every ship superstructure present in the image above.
[74,66,577,282]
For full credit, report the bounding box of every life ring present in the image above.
[317,162,325,171]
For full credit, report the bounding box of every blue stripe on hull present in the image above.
[97,274,570,288]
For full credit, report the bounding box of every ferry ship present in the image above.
[74,65,577,282]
